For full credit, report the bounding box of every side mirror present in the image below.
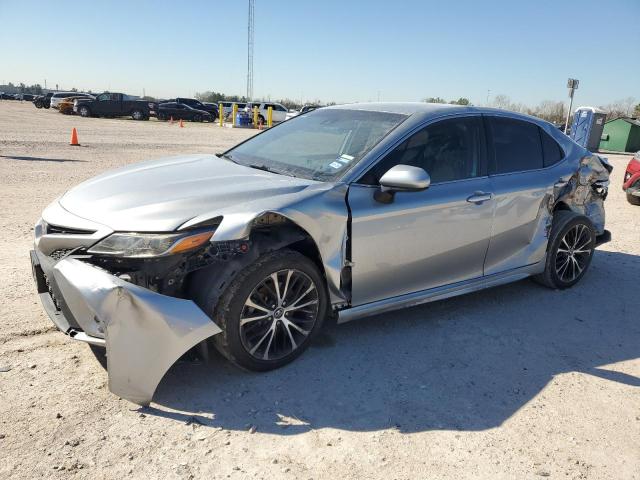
[375,165,430,203]
[379,164,431,191]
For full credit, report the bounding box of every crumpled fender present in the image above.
[53,259,222,406]
[179,183,351,305]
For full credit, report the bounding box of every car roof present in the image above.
[325,102,553,125]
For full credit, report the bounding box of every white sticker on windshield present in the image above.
[329,161,342,169]
[340,154,354,161]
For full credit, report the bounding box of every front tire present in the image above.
[131,109,144,120]
[199,249,328,371]
[534,210,596,289]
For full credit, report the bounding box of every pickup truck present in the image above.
[74,92,157,120]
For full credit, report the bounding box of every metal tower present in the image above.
[247,0,255,100]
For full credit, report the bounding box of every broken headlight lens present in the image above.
[87,231,213,258]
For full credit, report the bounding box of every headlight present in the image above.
[87,231,213,258]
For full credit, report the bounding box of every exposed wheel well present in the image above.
[186,213,331,315]
[250,213,325,278]
[552,201,572,213]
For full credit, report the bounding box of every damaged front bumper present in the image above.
[30,250,222,406]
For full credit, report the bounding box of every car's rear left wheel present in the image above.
[534,210,596,289]
[198,249,327,371]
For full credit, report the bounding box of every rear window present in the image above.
[489,117,543,174]
[539,128,564,167]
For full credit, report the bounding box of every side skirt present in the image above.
[337,261,545,324]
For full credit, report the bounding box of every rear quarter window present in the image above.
[539,128,564,167]
[488,117,543,174]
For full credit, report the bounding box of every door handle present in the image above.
[466,192,493,204]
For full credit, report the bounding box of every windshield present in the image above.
[225,108,407,181]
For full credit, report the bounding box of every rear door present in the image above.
[348,114,494,305]
[483,115,571,274]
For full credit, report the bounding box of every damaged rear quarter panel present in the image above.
[552,149,611,235]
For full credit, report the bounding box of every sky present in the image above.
[0,0,638,108]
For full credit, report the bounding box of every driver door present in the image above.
[347,115,495,306]
[93,93,111,115]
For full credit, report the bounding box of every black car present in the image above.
[157,102,213,122]
[33,92,54,109]
[0,93,17,100]
[174,97,218,119]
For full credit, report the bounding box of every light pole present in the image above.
[564,78,579,134]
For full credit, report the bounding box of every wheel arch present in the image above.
[186,210,346,318]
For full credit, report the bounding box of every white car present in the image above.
[219,101,247,117]
[245,102,288,123]
[50,92,93,109]
[286,104,322,120]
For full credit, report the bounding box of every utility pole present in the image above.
[564,78,579,134]
[486,89,491,106]
[247,0,255,101]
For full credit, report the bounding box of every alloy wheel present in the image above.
[239,269,319,361]
[555,223,592,283]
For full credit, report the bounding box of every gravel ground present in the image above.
[0,101,638,480]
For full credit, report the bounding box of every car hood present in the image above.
[59,155,317,232]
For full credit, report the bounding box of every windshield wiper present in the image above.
[248,163,279,174]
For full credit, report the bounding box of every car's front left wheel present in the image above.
[198,249,328,371]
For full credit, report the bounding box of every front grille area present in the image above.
[45,223,96,235]
[49,248,74,260]
[43,273,62,312]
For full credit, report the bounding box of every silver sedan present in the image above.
[30,103,612,405]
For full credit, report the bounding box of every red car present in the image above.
[623,152,640,205]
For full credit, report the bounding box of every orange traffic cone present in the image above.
[179,119,184,128]
[169,116,174,124]
[70,128,80,146]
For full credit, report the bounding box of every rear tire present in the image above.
[626,192,640,206]
[533,210,596,289]
[78,105,91,117]
[131,109,144,120]
[195,249,328,371]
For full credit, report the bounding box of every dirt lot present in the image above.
[0,101,638,479]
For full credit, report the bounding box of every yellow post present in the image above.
[218,103,224,127]
[231,103,238,128]
[253,106,259,128]
[267,106,273,128]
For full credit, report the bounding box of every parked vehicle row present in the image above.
[24,89,322,127]
[1,92,36,101]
